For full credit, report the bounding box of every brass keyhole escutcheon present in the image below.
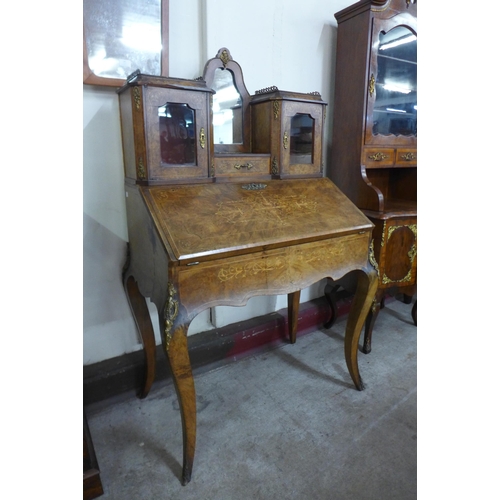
[199,127,206,149]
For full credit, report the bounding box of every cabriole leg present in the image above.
[162,284,196,486]
[324,282,341,328]
[287,290,300,344]
[344,268,378,391]
[362,289,384,355]
[124,275,157,399]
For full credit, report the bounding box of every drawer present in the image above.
[363,148,395,168]
[396,148,417,166]
[214,154,271,177]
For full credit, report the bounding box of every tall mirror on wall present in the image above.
[373,25,417,137]
[83,0,169,86]
[202,48,252,153]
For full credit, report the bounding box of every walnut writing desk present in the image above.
[117,52,377,485]
[122,177,377,484]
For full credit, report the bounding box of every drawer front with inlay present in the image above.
[396,148,417,167]
[177,232,371,317]
[215,155,271,177]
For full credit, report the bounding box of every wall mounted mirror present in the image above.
[83,0,169,87]
[202,48,251,154]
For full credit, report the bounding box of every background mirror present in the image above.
[212,68,243,145]
[373,26,417,136]
[83,0,168,85]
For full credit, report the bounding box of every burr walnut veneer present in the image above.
[117,50,377,485]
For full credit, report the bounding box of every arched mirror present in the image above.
[202,48,251,153]
[212,68,243,145]
[373,25,417,137]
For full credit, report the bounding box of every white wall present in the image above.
[83,0,357,365]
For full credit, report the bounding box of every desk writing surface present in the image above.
[141,177,372,262]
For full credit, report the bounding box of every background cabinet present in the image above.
[330,0,417,352]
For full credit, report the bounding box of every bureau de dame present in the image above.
[117,47,378,484]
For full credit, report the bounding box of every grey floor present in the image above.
[86,297,417,500]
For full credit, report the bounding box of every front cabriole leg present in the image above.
[162,282,196,486]
[344,268,378,391]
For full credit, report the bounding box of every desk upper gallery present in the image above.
[117,48,378,485]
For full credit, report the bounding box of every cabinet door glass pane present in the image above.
[158,103,196,165]
[374,26,417,137]
[290,114,313,164]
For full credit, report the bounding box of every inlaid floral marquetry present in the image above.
[215,192,318,226]
[144,177,370,261]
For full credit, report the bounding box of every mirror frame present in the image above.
[83,0,169,87]
[202,48,251,154]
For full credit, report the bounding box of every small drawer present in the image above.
[363,148,395,168]
[215,154,271,177]
[396,148,417,166]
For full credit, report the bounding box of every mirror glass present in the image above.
[158,103,196,165]
[290,114,314,164]
[212,68,243,145]
[84,0,162,79]
[373,26,417,136]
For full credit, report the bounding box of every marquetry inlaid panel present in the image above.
[141,177,372,261]
[177,232,371,316]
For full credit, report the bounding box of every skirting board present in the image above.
[83,292,354,407]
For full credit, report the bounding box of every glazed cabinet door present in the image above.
[144,86,211,182]
[119,83,211,184]
[280,101,325,177]
[364,12,417,148]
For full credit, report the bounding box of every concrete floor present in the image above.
[86,296,417,499]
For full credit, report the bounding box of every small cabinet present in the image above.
[251,88,326,178]
[117,74,213,185]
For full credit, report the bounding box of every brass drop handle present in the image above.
[368,152,388,161]
[400,152,416,161]
[234,163,253,170]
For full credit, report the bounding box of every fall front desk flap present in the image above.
[141,177,373,262]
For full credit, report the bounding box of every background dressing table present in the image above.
[118,48,378,484]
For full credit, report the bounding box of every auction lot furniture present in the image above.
[118,49,377,484]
